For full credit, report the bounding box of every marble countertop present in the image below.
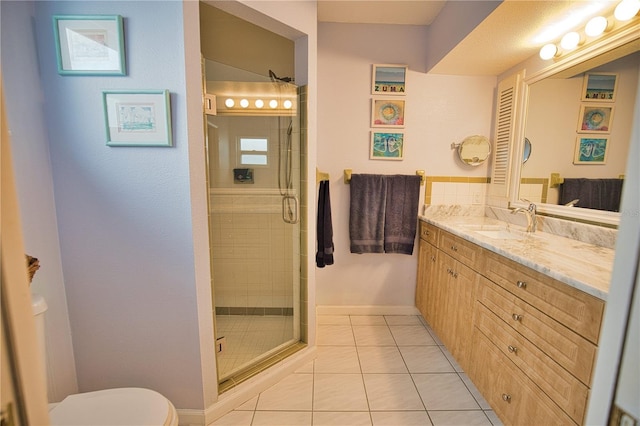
[419,215,613,301]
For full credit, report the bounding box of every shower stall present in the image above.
[204,60,306,388]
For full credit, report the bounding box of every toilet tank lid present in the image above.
[49,387,175,426]
[31,293,48,315]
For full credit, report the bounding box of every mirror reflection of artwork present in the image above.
[574,137,608,164]
[578,105,613,133]
[582,73,617,102]
[370,131,404,160]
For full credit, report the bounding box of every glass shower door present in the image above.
[204,60,301,384]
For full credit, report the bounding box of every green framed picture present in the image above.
[102,90,172,147]
[53,15,126,75]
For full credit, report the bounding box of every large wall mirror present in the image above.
[509,25,639,227]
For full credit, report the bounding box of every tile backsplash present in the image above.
[425,176,489,206]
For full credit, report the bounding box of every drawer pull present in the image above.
[512,313,523,322]
[508,345,518,354]
[516,280,527,289]
[425,230,430,236]
[502,394,512,403]
[430,256,436,262]
[450,245,458,252]
[452,271,458,278]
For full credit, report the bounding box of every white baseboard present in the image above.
[316,305,420,316]
[176,346,317,426]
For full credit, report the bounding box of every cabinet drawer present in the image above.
[419,221,439,246]
[478,277,597,385]
[439,230,483,270]
[474,302,589,424]
[470,329,578,426]
[484,250,604,344]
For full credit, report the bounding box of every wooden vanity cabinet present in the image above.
[415,221,605,426]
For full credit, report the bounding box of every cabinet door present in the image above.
[417,240,439,327]
[441,253,479,371]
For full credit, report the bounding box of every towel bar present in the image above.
[344,169,425,186]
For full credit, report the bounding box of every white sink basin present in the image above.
[473,229,525,240]
[460,224,526,240]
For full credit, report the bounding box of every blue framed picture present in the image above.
[370,131,404,160]
[102,90,172,147]
[53,15,126,76]
[574,136,608,164]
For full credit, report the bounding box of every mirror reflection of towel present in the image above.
[559,178,623,212]
[349,174,421,255]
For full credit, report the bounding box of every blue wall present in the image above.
[2,1,206,409]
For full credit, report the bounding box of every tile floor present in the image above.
[216,315,295,379]
[211,314,502,426]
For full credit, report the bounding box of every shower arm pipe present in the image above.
[343,169,425,185]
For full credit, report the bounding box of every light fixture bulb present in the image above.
[269,100,278,108]
[560,31,581,50]
[585,16,608,36]
[255,99,264,108]
[283,100,293,109]
[240,99,249,108]
[224,98,235,108]
[614,0,640,21]
[539,43,558,60]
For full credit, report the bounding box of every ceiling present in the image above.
[317,1,620,75]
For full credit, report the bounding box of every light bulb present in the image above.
[539,43,558,60]
[240,99,249,108]
[614,0,640,21]
[585,16,608,37]
[560,32,581,50]
[283,100,293,109]
[255,99,264,108]
[269,100,278,108]
[224,98,235,108]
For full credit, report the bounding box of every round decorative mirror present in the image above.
[523,138,532,163]
[453,135,491,166]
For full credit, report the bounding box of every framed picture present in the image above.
[574,136,609,164]
[371,64,407,95]
[371,99,405,127]
[102,90,172,147]
[370,131,404,160]
[53,15,126,75]
[582,73,617,102]
[577,104,613,133]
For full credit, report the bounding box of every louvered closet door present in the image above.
[489,70,525,203]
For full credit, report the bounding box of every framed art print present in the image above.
[370,131,404,160]
[371,99,405,127]
[53,15,126,75]
[577,105,613,133]
[371,64,407,95]
[582,73,617,102]
[574,136,608,164]
[102,90,172,147]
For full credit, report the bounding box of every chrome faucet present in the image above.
[511,199,537,233]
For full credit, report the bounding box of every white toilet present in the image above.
[32,293,179,425]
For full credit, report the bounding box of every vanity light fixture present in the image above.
[255,99,264,108]
[614,0,640,21]
[239,99,249,108]
[539,0,638,60]
[539,43,559,60]
[560,31,582,50]
[224,98,235,108]
[283,99,293,109]
[585,16,610,36]
[269,99,278,108]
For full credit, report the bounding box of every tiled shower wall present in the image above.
[210,189,296,310]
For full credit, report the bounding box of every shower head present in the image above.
[269,69,293,83]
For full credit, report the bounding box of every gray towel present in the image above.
[349,174,386,253]
[384,175,421,254]
[560,178,624,212]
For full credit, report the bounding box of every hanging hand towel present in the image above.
[316,180,334,267]
[349,174,386,253]
[384,175,421,254]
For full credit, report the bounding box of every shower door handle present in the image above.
[282,195,299,224]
